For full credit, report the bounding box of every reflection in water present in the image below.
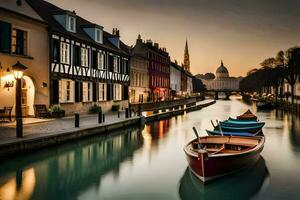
[0,128,143,200]
[289,114,300,147]
[0,168,36,200]
[1,98,300,199]
[179,157,269,200]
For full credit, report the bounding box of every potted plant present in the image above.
[89,104,102,114]
[112,104,120,112]
[50,105,65,118]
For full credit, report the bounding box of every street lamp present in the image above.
[12,61,27,138]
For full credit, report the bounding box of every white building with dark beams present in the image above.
[28,0,130,114]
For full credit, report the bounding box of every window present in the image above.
[98,52,105,70]
[60,42,70,64]
[12,28,27,55]
[83,82,92,102]
[114,56,119,72]
[67,16,76,32]
[114,84,122,100]
[81,47,89,67]
[95,29,103,43]
[73,45,80,66]
[59,79,74,103]
[0,21,11,53]
[99,83,107,101]
[52,39,60,63]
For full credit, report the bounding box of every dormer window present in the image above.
[54,12,77,33]
[95,29,102,43]
[67,16,76,32]
[82,25,103,44]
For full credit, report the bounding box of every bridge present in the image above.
[206,90,242,100]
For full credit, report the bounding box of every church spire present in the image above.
[183,39,190,72]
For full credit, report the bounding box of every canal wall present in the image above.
[0,116,142,159]
[145,100,216,123]
[130,97,204,113]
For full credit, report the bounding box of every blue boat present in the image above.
[220,121,265,128]
[206,130,260,137]
[211,120,264,133]
[218,125,262,133]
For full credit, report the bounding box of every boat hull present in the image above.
[184,139,264,182]
[206,130,260,137]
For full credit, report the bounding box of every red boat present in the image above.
[184,135,265,182]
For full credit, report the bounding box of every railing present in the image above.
[130,97,197,112]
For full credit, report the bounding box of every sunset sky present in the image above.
[47,0,300,77]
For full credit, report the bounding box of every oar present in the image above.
[216,120,224,136]
[192,127,204,149]
[210,120,216,128]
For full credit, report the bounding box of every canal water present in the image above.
[0,97,300,200]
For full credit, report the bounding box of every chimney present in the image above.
[146,39,153,46]
[112,28,120,37]
[154,43,159,49]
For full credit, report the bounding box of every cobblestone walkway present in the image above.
[0,111,130,141]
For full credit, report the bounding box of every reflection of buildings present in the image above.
[201,61,242,91]
[0,1,50,116]
[0,168,36,200]
[0,129,143,199]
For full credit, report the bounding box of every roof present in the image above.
[170,61,182,71]
[216,61,229,74]
[0,0,45,23]
[26,0,130,56]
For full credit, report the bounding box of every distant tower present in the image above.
[183,39,190,72]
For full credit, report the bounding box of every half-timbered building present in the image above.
[28,0,130,114]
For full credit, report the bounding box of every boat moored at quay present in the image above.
[183,135,265,182]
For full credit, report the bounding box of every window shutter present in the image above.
[51,80,59,104]
[109,55,114,72]
[52,39,60,63]
[79,82,83,102]
[0,21,11,53]
[92,82,97,102]
[75,81,80,102]
[92,50,97,69]
[107,83,111,100]
[123,85,129,100]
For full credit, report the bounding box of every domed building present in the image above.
[216,61,229,78]
[201,61,242,91]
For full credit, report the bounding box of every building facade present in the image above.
[28,0,130,114]
[129,35,149,103]
[0,1,49,116]
[131,35,170,102]
[170,61,181,98]
[187,72,193,95]
[201,61,242,91]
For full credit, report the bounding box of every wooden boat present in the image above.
[256,101,275,110]
[236,109,258,121]
[206,130,261,137]
[184,135,265,182]
[228,117,257,122]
